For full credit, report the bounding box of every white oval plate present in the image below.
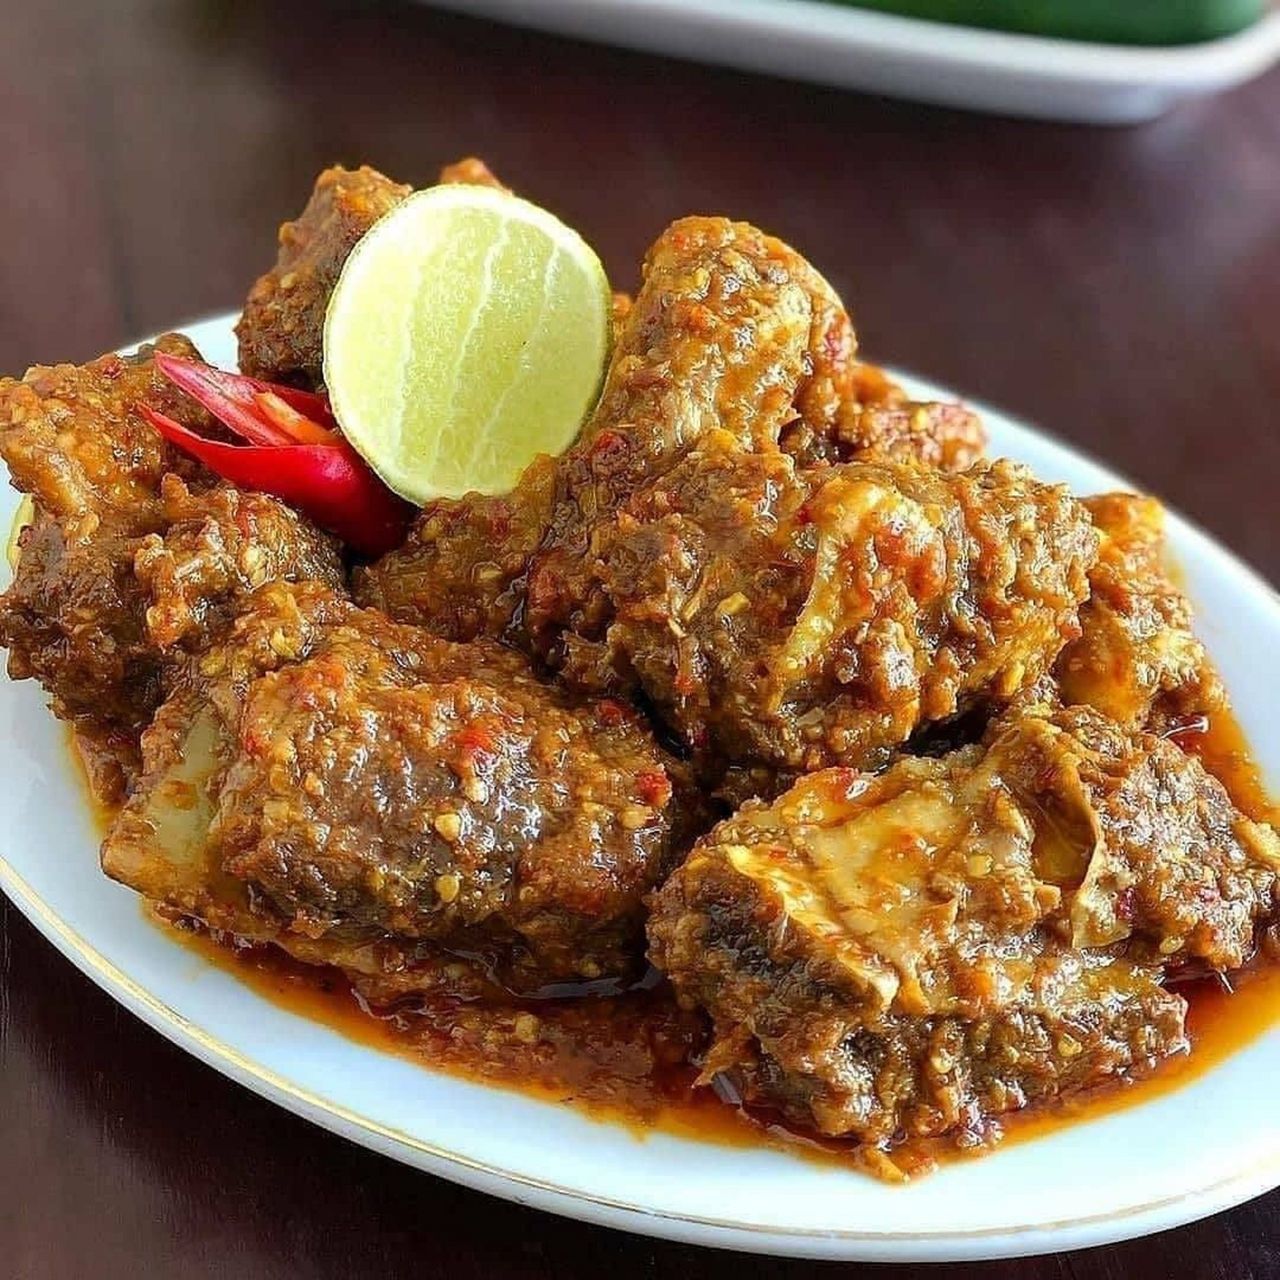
[3,314,1280,1263]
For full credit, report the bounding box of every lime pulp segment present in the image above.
[323,185,612,505]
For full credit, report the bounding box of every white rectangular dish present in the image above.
[424,0,1280,123]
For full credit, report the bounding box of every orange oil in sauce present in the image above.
[154,907,1280,1179]
[79,702,1280,1180]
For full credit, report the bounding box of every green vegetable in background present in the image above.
[826,0,1265,45]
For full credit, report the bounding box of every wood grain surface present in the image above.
[2,2,1279,1276]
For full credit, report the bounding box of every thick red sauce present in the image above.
[85,703,1280,1181]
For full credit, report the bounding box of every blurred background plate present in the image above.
[424,0,1280,122]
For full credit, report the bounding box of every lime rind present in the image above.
[323,184,611,505]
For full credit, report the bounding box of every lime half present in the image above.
[324,184,611,504]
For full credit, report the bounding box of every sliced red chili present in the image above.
[141,406,410,557]
[154,353,292,446]
[155,352,334,439]
[636,769,672,807]
[251,390,340,446]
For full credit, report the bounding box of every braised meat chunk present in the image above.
[581,445,1096,776]
[102,583,690,993]
[1046,704,1279,968]
[358,214,842,641]
[3,491,341,797]
[0,334,214,742]
[235,157,505,390]
[358,216,1016,788]
[0,332,214,521]
[1057,492,1224,731]
[649,702,1280,1150]
[4,507,161,763]
[781,360,986,472]
[135,474,346,652]
[0,336,344,789]
[236,165,412,388]
[358,215,987,651]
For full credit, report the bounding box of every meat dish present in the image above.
[0,333,343,797]
[103,580,692,995]
[2,157,1276,1179]
[650,698,1278,1148]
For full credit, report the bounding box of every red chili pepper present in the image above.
[155,352,334,443]
[141,357,412,557]
[251,390,340,446]
[141,407,409,556]
[635,769,672,808]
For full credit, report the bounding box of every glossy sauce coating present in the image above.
[99,700,1280,1181]
[155,896,1280,1179]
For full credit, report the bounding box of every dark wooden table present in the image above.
[3,2,1279,1276]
